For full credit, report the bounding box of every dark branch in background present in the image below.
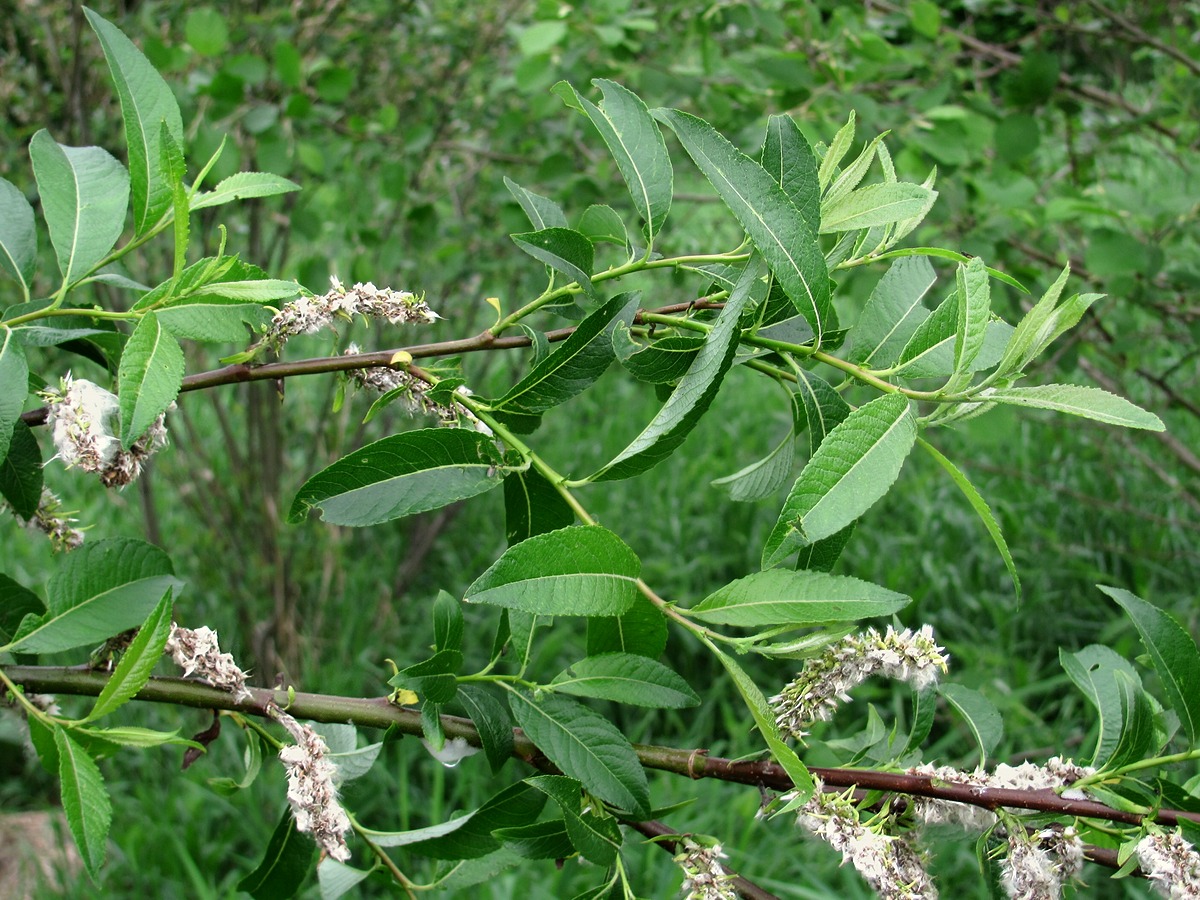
[18,300,724,427]
[869,0,1181,142]
[5,665,1197,870]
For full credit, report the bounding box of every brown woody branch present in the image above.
[5,665,1197,864]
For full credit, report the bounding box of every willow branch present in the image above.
[5,664,1198,848]
[18,300,726,428]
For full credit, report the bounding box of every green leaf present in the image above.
[86,588,173,722]
[818,112,856,191]
[0,177,37,297]
[457,685,514,775]
[614,329,704,384]
[847,257,936,366]
[557,80,672,246]
[1107,670,1157,770]
[77,725,195,749]
[400,782,546,859]
[950,257,991,381]
[891,291,956,376]
[761,114,820,231]
[987,384,1164,431]
[503,468,575,546]
[117,312,184,448]
[918,438,1020,600]
[0,420,43,519]
[131,254,242,310]
[55,726,112,881]
[872,246,1026,293]
[712,648,814,798]
[389,649,463,704]
[494,292,638,413]
[764,393,917,568]
[1102,585,1200,748]
[586,593,668,659]
[550,653,699,708]
[711,431,794,502]
[433,589,464,653]
[201,279,300,301]
[654,108,831,343]
[507,690,650,816]
[504,177,568,230]
[1061,644,1145,768]
[160,122,189,280]
[29,131,130,287]
[156,297,275,343]
[577,204,627,246]
[796,522,857,573]
[794,370,851,457]
[238,808,316,900]
[289,428,505,526]
[84,8,184,235]
[526,775,622,866]
[822,132,884,209]
[689,569,909,627]
[511,228,597,303]
[494,819,574,860]
[464,525,640,617]
[938,683,1003,766]
[0,326,29,463]
[0,573,44,645]
[821,183,936,233]
[988,265,1072,378]
[5,538,182,655]
[190,172,301,210]
[591,256,766,481]
[317,859,373,900]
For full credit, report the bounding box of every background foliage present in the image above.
[1,1,1197,896]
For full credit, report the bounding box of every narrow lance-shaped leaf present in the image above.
[822,131,883,208]
[555,80,672,246]
[117,312,184,448]
[986,384,1164,431]
[507,690,650,816]
[504,177,568,230]
[503,467,575,546]
[550,653,699,708]
[0,177,37,298]
[846,256,936,367]
[713,648,814,799]
[84,8,184,235]
[653,108,831,343]
[55,727,113,881]
[591,255,767,482]
[4,538,182,655]
[1060,644,1143,768]
[494,292,638,414]
[511,228,598,303]
[938,682,1003,767]
[0,420,44,519]
[1101,585,1200,748]
[456,685,514,775]
[0,326,29,462]
[688,569,909,627]
[794,370,850,457]
[29,132,130,288]
[821,183,935,234]
[86,588,174,722]
[764,393,917,568]
[190,171,301,211]
[918,437,1020,601]
[289,429,505,526]
[465,525,640,617]
[238,809,316,900]
[948,256,991,387]
[526,775,622,866]
[761,114,820,229]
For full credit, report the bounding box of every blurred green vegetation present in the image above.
[2,0,1197,896]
